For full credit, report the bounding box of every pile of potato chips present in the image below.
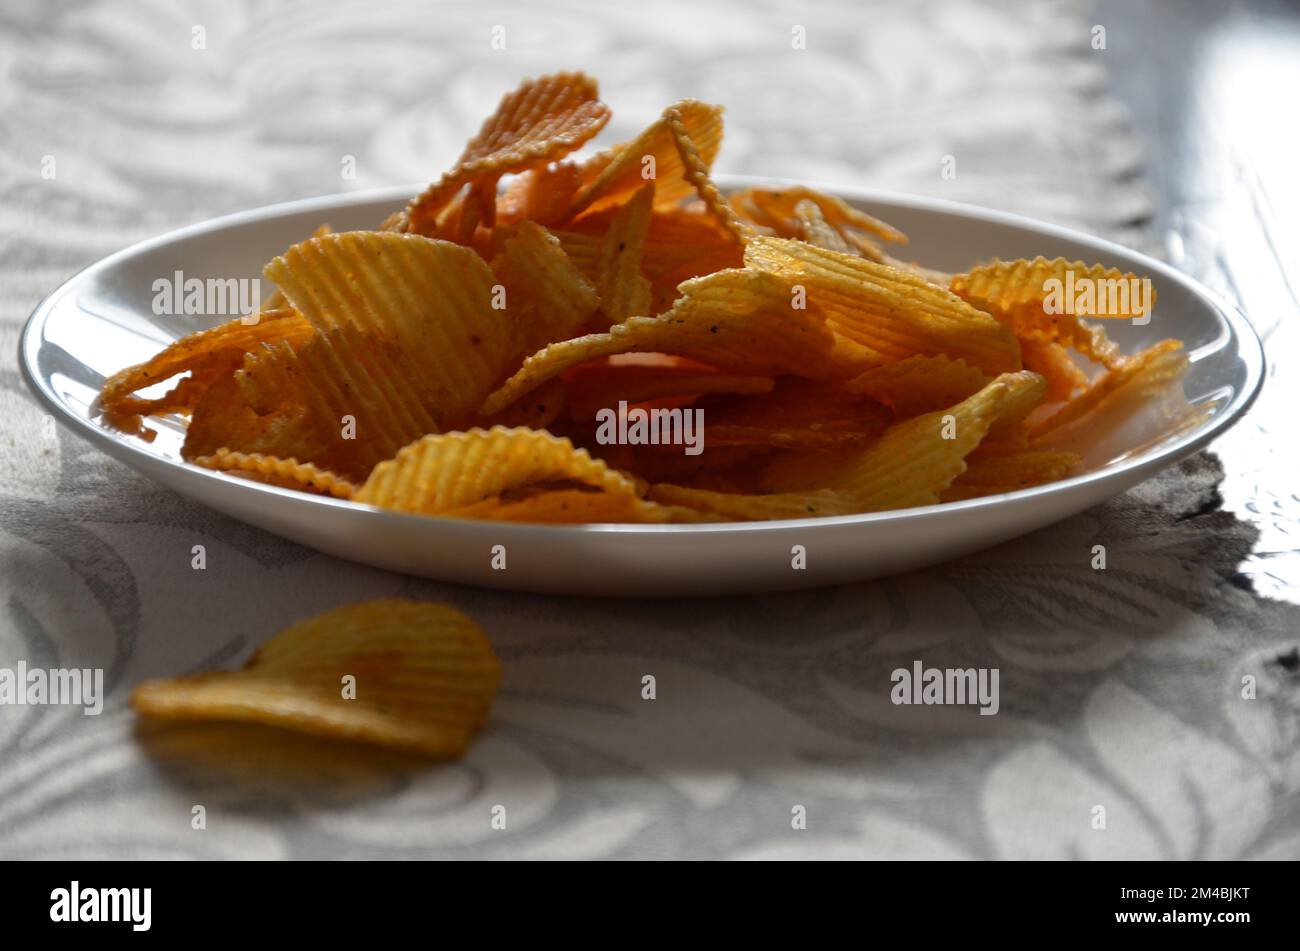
[100,71,1189,523]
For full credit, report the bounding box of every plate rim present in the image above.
[18,176,1267,537]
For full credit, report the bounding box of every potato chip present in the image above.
[100,349,247,439]
[950,257,1156,322]
[557,206,745,314]
[550,228,603,282]
[881,254,953,287]
[563,360,773,420]
[443,181,490,245]
[648,483,855,520]
[1020,337,1089,402]
[181,324,445,482]
[1057,315,1124,369]
[731,185,907,247]
[248,223,333,310]
[1031,340,1187,443]
[474,376,567,431]
[481,268,869,416]
[291,328,446,462]
[99,309,312,416]
[497,161,584,228]
[558,207,734,265]
[264,231,522,429]
[663,106,752,244]
[491,220,600,351]
[646,248,749,315]
[583,437,771,485]
[793,198,853,254]
[952,258,1133,377]
[643,207,743,247]
[643,213,747,305]
[355,427,641,516]
[696,378,892,449]
[744,237,1022,374]
[180,343,308,464]
[949,257,1129,371]
[132,599,500,758]
[939,447,1081,501]
[732,186,907,261]
[645,464,764,495]
[763,371,1047,510]
[595,182,655,325]
[448,487,692,523]
[842,355,990,417]
[700,425,858,450]
[403,72,610,234]
[568,99,724,217]
[191,449,357,499]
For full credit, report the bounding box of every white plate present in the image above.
[19,178,1264,596]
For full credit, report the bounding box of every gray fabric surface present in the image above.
[2,0,1297,859]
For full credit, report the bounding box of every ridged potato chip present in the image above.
[1057,314,1124,369]
[491,220,600,351]
[355,427,641,516]
[1031,340,1187,443]
[648,483,856,520]
[645,247,746,314]
[951,265,1133,376]
[880,255,954,287]
[403,72,610,234]
[557,206,745,313]
[497,161,585,228]
[951,257,1156,322]
[481,268,869,416]
[842,355,990,417]
[563,358,773,420]
[265,231,522,429]
[100,351,246,439]
[568,99,724,217]
[664,105,752,244]
[940,447,1081,500]
[586,439,771,486]
[952,258,1142,374]
[99,309,312,421]
[133,599,499,758]
[550,228,603,280]
[730,185,908,257]
[596,183,655,325]
[1020,337,1089,402]
[191,448,357,499]
[696,378,892,449]
[474,376,567,430]
[449,487,691,523]
[793,198,853,254]
[764,371,1047,510]
[183,325,445,482]
[744,237,1022,374]
[180,343,314,464]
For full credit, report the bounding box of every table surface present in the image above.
[1,0,1297,860]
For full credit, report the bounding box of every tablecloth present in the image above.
[2,0,1297,859]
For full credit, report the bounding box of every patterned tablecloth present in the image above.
[2,0,1297,859]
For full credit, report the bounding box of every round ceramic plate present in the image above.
[19,178,1264,596]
